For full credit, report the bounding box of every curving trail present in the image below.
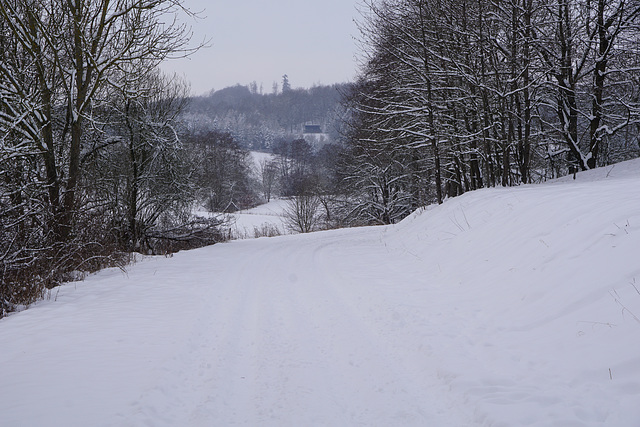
[126,230,474,426]
[0,228,473,427]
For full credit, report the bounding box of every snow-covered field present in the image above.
[218,150,288,239]
[2,160,640,426]
[226,199,289,239]
[194,199,289,239]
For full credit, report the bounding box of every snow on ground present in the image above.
[194,199,289,239]
[211,151,288,239]
[2,160,640,426]
[227,199,290,239]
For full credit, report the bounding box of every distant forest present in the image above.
[184,82,350,150]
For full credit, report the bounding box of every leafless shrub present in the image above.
[145,216,227,254]
[282,195,321,233]
[253,223,282,238]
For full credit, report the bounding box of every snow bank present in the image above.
[382,158,640,426]
[1,159,639,426]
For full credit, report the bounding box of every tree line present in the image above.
[0,0,220,317]
[184,82,347,150]
[340,0,640,223]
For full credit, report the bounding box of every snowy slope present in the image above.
[1,160,639,426]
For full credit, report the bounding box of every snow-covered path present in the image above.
[167,232,473,426]
[1,229,473,426]
[2,160,640,426]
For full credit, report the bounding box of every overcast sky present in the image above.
[162,0,361,96]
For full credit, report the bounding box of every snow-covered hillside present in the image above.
[1,160,639,426]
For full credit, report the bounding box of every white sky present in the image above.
[162,0,361,95]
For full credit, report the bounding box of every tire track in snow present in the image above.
[145,230,477,426]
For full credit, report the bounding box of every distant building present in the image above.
[303,124,323,134]
[301,123,330,150]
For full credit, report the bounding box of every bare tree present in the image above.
[537,0,640,171]
[0,0,202,314]
[343,0,640,223]
[0,0,198,241]
[259,158,278,202]
[282,194,321,233]
[85,68,195,252]
[186,129,256,213]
